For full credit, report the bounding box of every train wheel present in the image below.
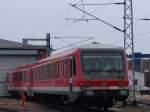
[104,107,108,112]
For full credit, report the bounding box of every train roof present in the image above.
[36,43,124,64]
[76,42,123,50]
[7,43,125,72]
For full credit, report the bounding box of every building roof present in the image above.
[0,39,46,50]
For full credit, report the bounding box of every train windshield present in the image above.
[82,52,124,79]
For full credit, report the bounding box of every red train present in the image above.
[7,43,129,109]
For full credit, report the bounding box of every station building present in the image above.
[0,39,47,96]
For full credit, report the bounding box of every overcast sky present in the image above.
[0,0,150,54]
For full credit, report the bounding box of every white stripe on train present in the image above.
[8,86,128,93]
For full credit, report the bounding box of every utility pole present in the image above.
[22,33,52,56]
[124,0,136,105]
[23,33,92,55]
[69,0,136,105]
[46,33,51,56]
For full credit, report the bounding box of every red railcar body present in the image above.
[7,43,129,108]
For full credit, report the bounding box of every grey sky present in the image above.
[0,0,150,53]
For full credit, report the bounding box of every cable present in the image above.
[67,0,115,22]
[31,7,71,35]
[70,3,123,32]
[75,2,124,6]
[31,0,82,35]
[90,0,115,14]
[135,30,150,38]
[54,37,93,51]
[51,21,78,34]
[57,38,74,46]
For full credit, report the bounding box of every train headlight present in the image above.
[86,90,94,96]
[120,90,128,96]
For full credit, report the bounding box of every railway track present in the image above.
[39,101,117,112]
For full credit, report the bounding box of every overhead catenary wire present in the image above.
[135,30,150,37]
[51,21,78,34]
[54,37,93,51]
[69,3,123,32]
[31,7,71,35]
[51,0,117,34]
[31,0,83,36]
[75,2,124,6]
[57,38,75,48]
[66,0,115,22]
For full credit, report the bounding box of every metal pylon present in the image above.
[124,0,137,105]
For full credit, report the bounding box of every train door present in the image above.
[27,69,32,97]
[69,56,76,93]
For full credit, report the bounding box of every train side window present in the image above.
[45,65,47,79]
[32,69,34,80]
[44,65,46,79]
[48,64,51,79]
[43,65,45,80]
[38,67,41,80]
[35,67,38,80]
[35,68,37,80]
[34,68,36,80]
[59,62,63,79]
[63,60,67,78]
[42,66,44,80]
[38,67,40,80]
[41,66,43,80]
[56,63,59,79]
[52,64,54,79]
[19,72,23,81]
[46,65,48,79]
[37,67,39,80]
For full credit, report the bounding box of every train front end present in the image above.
[76,43,129,108]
